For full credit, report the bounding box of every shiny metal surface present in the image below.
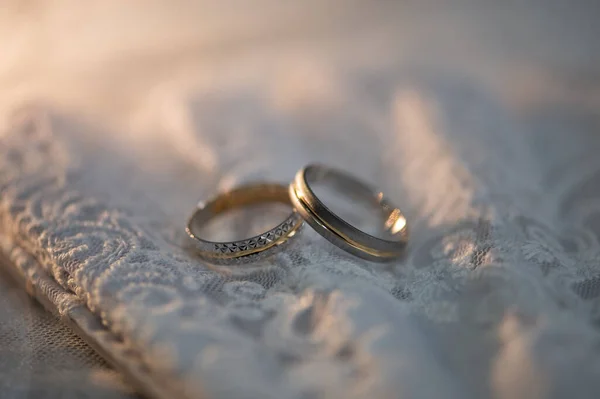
[290,164,408,262]
[187,183,303,263]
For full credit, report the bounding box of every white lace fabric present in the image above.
[1,2,600,398]
[0,255,133,399]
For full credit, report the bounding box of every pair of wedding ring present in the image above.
[186,165,408,264]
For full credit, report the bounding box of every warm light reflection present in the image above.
[385,209,407,235]
[391,216,407,235]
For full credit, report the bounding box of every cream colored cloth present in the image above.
[0,262,133,398]
[1,2,600,398]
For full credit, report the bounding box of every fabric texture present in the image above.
[1,1,600,398]
[0,253,134,398]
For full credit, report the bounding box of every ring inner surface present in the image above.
[304,166,406,241]
[189,184,293,242]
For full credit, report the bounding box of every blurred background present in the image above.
[1,0,598,127]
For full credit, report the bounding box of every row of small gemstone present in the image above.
[213,218,296,254]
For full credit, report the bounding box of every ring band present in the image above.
[187,183,303,263]
[289,164,408,262]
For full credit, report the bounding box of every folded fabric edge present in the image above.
[0,234,181,399]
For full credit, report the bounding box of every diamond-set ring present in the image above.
[186,183,303,263]
[186,165,408,264]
